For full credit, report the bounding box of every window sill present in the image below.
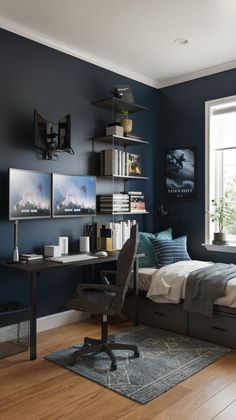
[202,243,236,253]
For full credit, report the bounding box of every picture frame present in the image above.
[165,147,196,199]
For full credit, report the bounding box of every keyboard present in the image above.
[47,254,99,264]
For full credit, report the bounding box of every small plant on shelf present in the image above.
[120,110,132,134]
[210,196,234,244]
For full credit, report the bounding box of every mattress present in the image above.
[138,265,236,309]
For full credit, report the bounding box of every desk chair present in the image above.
[65,225,139,371]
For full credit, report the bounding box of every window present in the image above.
[205,95,236,245]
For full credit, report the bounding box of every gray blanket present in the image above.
[184,263,236,316]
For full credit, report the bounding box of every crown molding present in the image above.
[159,60,236,88]
[1,16,236,91]
[0,16,159,89]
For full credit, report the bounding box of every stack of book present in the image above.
[96,220,136,251]
[100,149,141,177]
[20,253,43,261]
[128,191,146,213]
[98,194,130,213]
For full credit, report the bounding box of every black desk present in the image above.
[1,253,141,360]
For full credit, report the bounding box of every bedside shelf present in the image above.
[93,135,149,147]
[92,97,148,114]
[98,175,149,180]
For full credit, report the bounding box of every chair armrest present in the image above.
[78,283,118,293]
[100,270,117,285]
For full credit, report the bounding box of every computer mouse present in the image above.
[95,251,108,257]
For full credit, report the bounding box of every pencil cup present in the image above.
[80,236,90,253]
[58,237,69,255]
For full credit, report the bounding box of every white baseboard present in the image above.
[37,310,90,333]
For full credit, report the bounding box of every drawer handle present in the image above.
[154,311,166,317]
[212,326,227,332]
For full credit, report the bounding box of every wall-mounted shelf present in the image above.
[93,135,149,147]
[98,175,149,180]
[98,211,149,216]
[92,97,148,114]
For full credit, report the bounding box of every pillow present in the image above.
[138,228,172,267]
[151,236,191,268]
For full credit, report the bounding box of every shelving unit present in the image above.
[92,96,149,216]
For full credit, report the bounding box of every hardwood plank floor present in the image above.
[0,319,236,420]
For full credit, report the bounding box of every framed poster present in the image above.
[165,147,196,199]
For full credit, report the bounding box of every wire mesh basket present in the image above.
[0,302,30,359]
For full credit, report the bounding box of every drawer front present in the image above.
[139,298,188,335]
[189,312,236,348]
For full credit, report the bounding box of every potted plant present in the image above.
[120,110,132,134]
[210,197,234,245]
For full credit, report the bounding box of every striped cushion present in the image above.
[151,236,191,268]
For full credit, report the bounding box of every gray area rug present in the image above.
[44,325,231,404]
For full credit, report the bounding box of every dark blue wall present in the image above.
[157,70,236,263]
[0,29,158,316]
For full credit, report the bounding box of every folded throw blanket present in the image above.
[184,263,236,316]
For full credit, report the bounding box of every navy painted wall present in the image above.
[157,70,236,263]
[0,29,158,316]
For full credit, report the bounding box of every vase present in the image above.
[121,118,132,134]
[212,232,228,245]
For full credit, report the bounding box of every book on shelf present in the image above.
[127,191,143,195]
[96,220,136,251]
[124,133,143,140]
[20,254,43,261]
[100,150,142,177]
[130,202,146,211]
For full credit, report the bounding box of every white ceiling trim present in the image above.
[0,15,159,89]
[1,15,236,90]
[159,60,236,88]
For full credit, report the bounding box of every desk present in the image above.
[1,253,141,360]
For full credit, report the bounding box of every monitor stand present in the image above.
[13,220,19,262]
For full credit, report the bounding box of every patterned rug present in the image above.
[44,325,231,404]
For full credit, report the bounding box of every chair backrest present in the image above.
[115,224,138,309]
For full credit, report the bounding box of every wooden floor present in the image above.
[1,320,236,420]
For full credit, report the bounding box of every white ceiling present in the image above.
[0,0,236,88]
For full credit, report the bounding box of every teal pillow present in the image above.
[138,228,172,267]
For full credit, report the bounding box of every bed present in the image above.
[126,261,236,348]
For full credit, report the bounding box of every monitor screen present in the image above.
[52,174,96,217]
[58,114,71,150]
[9,168,51,220]
[34,109,48,150]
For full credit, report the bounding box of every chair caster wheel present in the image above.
[111,362,117,371]
[134,351,140,358]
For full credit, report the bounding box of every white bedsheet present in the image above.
[139,260,236,309]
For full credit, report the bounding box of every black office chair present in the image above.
[65,224,139,371]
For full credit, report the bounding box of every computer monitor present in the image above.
[52,173,96,218]
[9,168,51,220]
[34,110,73,159]
[34,110,48,150]
[58,114,71,150]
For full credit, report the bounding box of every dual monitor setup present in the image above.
[9,168,96,220]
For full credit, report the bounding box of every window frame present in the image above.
[204,95,236,251]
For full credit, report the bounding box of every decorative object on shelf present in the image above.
[121,110,133,134]
[210,197,235,245]
[106,123,124,137]
[128,153,141,175]
[165,147,196,199]
[111,85,134,103]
